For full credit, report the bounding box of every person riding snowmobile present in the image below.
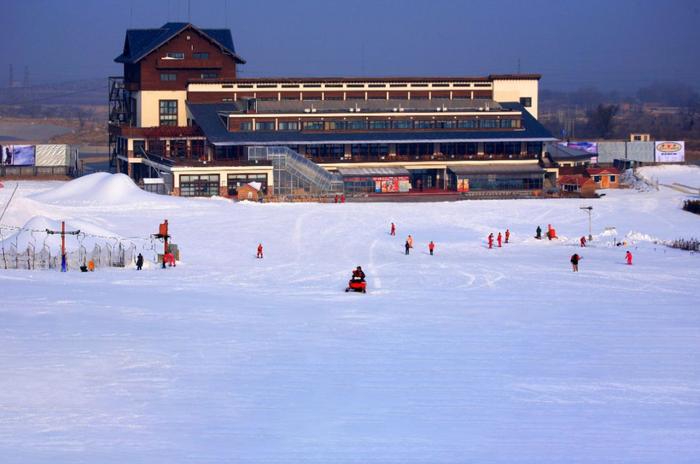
[352,266,366,282]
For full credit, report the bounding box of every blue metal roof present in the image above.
[115,22,245,64]
[187,102,555,146]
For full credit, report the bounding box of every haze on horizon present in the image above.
[0,0,698,92]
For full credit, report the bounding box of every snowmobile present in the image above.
[345,278,367,293]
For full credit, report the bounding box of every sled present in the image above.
[345,279,367,293]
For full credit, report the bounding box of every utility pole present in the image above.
[580,206,593,241]
[46,221,80,272]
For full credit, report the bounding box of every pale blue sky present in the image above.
[1,0,698,90]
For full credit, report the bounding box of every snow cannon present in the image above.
[346,279,367,293]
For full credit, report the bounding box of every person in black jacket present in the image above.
[570,253,582,272]
[136,253,144,271]
[351,266,365,282]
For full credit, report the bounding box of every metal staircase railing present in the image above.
[248,146,344,196]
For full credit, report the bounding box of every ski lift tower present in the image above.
[152,219,170,269]
[46,221,80,272]
[580,206,593,241]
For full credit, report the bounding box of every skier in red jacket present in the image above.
[580,236,587,247]
[505,229,510,243]
[625,250,633,265]
[488,233,494,249]
[390,222,396,236]
[428,240,435,256]
[497,232,503,248]
[257,243,263,259]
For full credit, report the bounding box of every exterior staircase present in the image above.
[248,146,344,196]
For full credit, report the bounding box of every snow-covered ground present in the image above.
[1,167,699,463]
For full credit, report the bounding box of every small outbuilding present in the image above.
[586,167,620,189]
[237,181,263,201]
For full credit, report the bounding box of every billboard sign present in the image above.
[1,144,36,166]
[654,141,685,163]
[559,141,598,154]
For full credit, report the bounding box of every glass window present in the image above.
[133,140,145,155]
[593,176,601,182]
[520,97,532,107]
[255,121,275,131]
[302,121,323,131]
[480,119,499,129]
[526,142,542,156]
[500,119,521,128]
[324,120,347,131]
[369,120,390,130]
[200,73,218,79]
[165,52,184,60]
[193,52,209,59]
[159,100,178,126]
[346,120,367,130]
[160,73,177,81]
[180,174,219,197]
[414,120,434,129]
[279,121,300,131]
[435,120,457,129]
[504,142,521,156]
[458,119,478,129]
[392,120,412,129]
[240,121,252,131]
[483,142,504,155]
[610,175,616,182]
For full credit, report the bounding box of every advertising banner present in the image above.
[654,141,685,163]
[457,178,470,193]
[559,141,598,154]
[373,176,410,193]
[1,144,36,166]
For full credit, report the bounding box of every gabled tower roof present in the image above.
[114,22,245,64]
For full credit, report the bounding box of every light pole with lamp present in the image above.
[580,206,593,241]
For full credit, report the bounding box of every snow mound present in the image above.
[30,173,159,206]
[625,231,663,244]
[0,215,126,254]
[637,165,700,189]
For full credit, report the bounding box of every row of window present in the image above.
[237,118,522,132]
[287,142,543,159]
[179,174,269,197]
[165,52,209,60]
[160,72,218,81]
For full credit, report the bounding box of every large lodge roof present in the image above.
[188,74,542,85]
[115,22,245,64]
[188,102,555,146]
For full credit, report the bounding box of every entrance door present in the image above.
[601,175,610,188]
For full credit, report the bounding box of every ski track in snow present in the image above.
[1,168,700,463]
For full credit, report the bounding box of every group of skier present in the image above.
[487,229,510,249]
[250,220,636,291]
[390,224,436,257]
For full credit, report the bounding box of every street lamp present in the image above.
[580,206,593,241]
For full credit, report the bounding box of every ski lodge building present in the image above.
[109,22,557,198]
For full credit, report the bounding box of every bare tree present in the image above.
[586,104,619,139]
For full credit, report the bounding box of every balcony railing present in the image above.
[110,125,203,138]
[309,153,539,164]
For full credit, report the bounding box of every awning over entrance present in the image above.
[448,163,545,176]
[337,166,410,177]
